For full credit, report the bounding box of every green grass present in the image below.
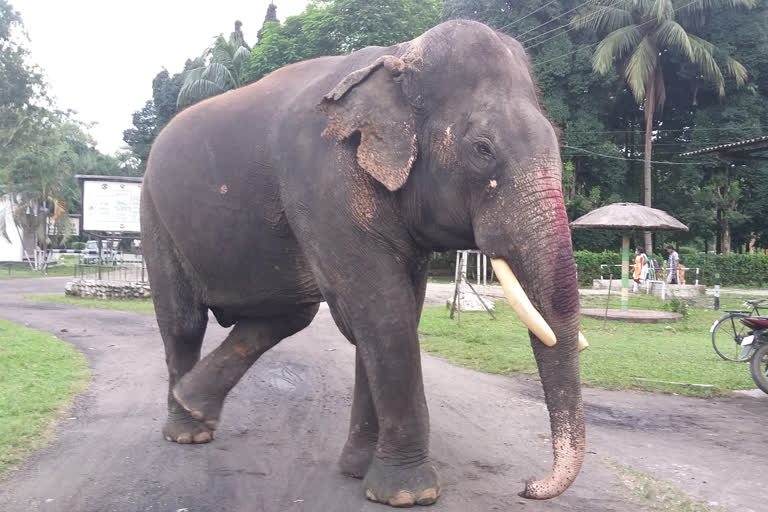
[21,290,762,397]
[0,319,90,475]
[0,255,101,280]
[609,460,726,512]
[419,293,758,397]
[24,295,155,313]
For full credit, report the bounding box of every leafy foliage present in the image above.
[245,0,443,83]
[177,24,252,108]
[444,0,767,254]
[1,1,132,266]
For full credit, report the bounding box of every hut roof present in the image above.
[570,202,688,232]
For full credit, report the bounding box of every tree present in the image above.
[258,3,280,43]
[246,0,443,83]
[123,68,184,172]
[1,0,46,170]
[574,0,754,254]
[0,119,87,267]
[152,69,184,130]
[122,100,157,171]
[177,22,252,108]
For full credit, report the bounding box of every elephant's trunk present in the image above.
[522,328,584,499]
[495,255,584,499]
[486,172,585,499]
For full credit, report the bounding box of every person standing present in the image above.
[666,245,679,284]
[632,247,648,292]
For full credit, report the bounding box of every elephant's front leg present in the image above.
[339,349,379,478]
[351,317,440,506]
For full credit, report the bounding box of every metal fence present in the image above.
[599,264,701,285]
[73,256,147,282]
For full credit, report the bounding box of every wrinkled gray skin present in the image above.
[141,20,584,507]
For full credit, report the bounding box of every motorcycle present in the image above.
[738,316,768,394]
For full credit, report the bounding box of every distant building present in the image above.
[0,196,32,262]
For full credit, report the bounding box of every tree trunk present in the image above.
[643,85,655,255]
[721,216,731,255]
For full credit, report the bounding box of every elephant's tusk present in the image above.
[490,258,557,347]
[578,331,589,351]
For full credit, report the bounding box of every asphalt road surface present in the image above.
[0,278,766,512]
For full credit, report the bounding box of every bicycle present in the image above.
[749,336,768,395]
[710,299,768,362]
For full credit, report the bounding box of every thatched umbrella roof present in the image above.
[570,203,688,232]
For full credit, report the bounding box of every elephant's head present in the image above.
[318,20,584,499]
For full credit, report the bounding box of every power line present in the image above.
[521,0,623,48]
[533,0,699,67]
[534,42,597,67]
[561,126,765,135]
[561,144,714,164]
[512,0,596,40]
[524,0,625,50]
[496,0,560,33]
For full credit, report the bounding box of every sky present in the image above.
[13,0,310,155]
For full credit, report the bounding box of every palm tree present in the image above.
[1,136,77,269]
[573,0,753,254]
[177,21,252,108]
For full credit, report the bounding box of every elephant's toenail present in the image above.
[365,489,377,502]
[416,488,439,505]
[390,490,416,507]
[193,431,212,443]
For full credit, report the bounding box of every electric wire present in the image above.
[557,126,764,135]
[533,0,700,67]
[495,0,561,33]
[512,0,598,40]
[561,144,716,164]
[523,0,625,50]
[521,0,624,48]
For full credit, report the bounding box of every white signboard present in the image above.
[82,180,142,232]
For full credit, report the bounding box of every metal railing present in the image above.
[73,256,147,282]
[599,264,701,286]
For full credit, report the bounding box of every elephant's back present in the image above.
[142,75,327,308]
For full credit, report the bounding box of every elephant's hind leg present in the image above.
[173,304,319,431]
[144,193,211,444]
[155,304,210,444]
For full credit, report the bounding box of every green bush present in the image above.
[574,250,621,286]
[677,253,768,287]
[71,242,86,251]
[575,250,768,287]
[664,297,690,318]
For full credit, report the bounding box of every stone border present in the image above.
[65,279,151,300]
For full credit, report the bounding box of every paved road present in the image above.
[0,278,767,512]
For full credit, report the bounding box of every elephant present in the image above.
[141,19,585,507]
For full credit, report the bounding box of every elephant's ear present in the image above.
[318,55,417,192]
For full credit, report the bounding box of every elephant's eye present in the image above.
[474,141,494,160]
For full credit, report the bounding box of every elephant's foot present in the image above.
[172,375,223,432]
[363,457,441,507]
[163,410,214,444]
[339,438,376,478]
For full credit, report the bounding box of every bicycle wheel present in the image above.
[711,314,751,362]
[749,344,768,394]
